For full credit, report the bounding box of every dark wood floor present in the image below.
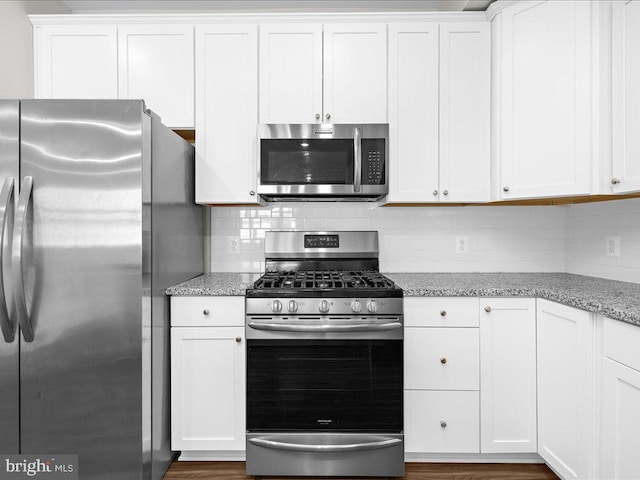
[163,461,559,480]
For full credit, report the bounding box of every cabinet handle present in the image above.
[432,190,438,196]
[484,306,491,313]
[440,421,447,428]
[325,113,331,120]
[235,336,242,343]
[440,357,447,365]
[503,186,510,192]
[203,309,210,316]
[249,190,256,196]
[440,310,447,317]
[443,190,449,196]
[315,113,321,120]
[611,178,621,185]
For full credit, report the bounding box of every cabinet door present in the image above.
[601,358,640,480]
[499,1,591,199]
[171,327,245,451]
[34,25,118,99]
[386,23,439,203]
[323,23,387,124]
[480,298,536,453]
[439,22,490,203]
[405,390,480,454]
[195,25,259,204]
[259,24,323,124]
[537,299,594,479]
[612,0,640,193]
[118,25,194,128]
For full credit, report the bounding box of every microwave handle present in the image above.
[353,127,362,193]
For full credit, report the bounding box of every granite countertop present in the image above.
[166,272,640,327]
[387,272,640,326]
[166,272,261,296]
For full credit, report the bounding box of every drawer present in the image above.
[405,327,479,390]
[405,297,479,327]
[171,296,244,327]
[603,317,640,372]
[405,390,480,453]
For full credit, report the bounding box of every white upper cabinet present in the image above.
[258,24,323,124]
[612,0,640,193]
[387,23,439,203]
[387,21,490,204]
[323,23,388,124]
[118,25,194,128]
[259,22,387,124]
[35,25,118,99]
[495,0,592,199]
[439,22,490,203]
[195,24,259,204]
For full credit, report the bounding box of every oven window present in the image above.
[247,340,403,432]
[260,139,354,185]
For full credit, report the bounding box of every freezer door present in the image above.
[0,100,19,454]
[18,100,144,479]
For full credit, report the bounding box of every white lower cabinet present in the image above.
[537,299,594,480]
[404,297,480,454]
[405,390,480,453]
[480,298,537,453]
[600,317,640,480]
[170,297,245,454]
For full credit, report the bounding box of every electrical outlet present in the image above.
[605,235,620,258]
[228,237,240,255]
[455,235,469,254]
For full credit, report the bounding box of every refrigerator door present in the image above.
[0,100,19,454]
[18,100,144,479]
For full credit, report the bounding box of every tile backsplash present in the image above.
[564,198,640,284]
[209,198,640,284]
[209,202,566,274]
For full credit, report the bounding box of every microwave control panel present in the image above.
[361,138,385,185]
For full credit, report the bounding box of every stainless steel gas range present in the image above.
[245,231,404,478]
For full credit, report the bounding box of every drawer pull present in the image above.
[484,306,491,313]
[440,421,447,428]
[203,309,210,316]
[235,336,242,343]
[440,310,447,317]
[440,357,447,365]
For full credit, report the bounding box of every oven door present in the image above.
[246,339,403,433]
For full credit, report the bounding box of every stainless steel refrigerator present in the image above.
[0,100,204,479]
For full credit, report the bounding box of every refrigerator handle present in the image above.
[0,177,15,343]
[13,176,33,343]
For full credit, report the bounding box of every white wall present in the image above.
[209,203,566,274]
[0,1,70,98]
[565,198,640,284]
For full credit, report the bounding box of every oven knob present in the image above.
[271,300,283,313]
[319,299,331,314]
[351,299,362,313]
[287,300,298,313]
[366,300,379,313]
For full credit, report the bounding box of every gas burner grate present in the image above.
[253,270,397,290]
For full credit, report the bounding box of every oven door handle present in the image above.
[248,436,401,453]
[247,321,402,333]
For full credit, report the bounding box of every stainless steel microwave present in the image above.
[257,124,389,201]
